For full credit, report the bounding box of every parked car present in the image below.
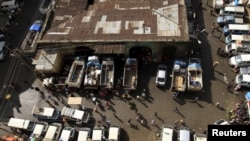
[217,15,243,27]
[0,41,8,61]
[59,126,75,141]
[156,64,167,86]
[43,122,62,141]
[108,125,121,141]
[213,119,230,125]
[161,125,174,141]
[193,133,207,141]
[229,54,250,67]
[235,74,250,88]
[32,105,61,121]
[61,106,90,124]
[77,127,91,141]
[30,121,49,140]
[239,66,250,74]
[92,126,105,141]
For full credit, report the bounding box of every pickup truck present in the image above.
[65,57,85,88]
[61,106,90,124]
[99,57,114,89]
[32,105,61,121]
[83,55,101,89]
[123,58,138,90]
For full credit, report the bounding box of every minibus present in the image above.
[223,24,250,36]
[225,34,250,45]
[219,6,245,17]
[161,125,174,141]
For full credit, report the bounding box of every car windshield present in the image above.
[235,55,242,63]
[238,74,243,81]
[157,77,165,82]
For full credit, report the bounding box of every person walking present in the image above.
[127,118,131,126]
[154,112,157,117]
[151,119,155,125]
[213,61,219,69]
[215,102,220,108]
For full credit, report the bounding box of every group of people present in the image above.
[229,101,250,125]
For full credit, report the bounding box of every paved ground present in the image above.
[0,1,248,141]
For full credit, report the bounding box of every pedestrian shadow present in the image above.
[156,116,165,123]
[113,113,123,123]
[195,102,204,108]
[214,70,224,76]
[174,98,186,105]
[130,124,138,130]
[218,106,226,111]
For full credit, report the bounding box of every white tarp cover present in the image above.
[108,127,119,140]
[77,130,88,141]
[162,127,173,141]
[32,124,45,136]
[92,130,102,141]
[59,130,71,141]
[8,118,30,129]
[44,126,57,140]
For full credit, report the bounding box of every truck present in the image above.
[83,55,101,89]
[187,58,203,92]
[123,58,138,90]
[21,20,43,53]
[65,57,85,88]
[99,57,114,89]
[170,59,187,92]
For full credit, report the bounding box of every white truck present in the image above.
[61,106,90,124]
[65,57,85,88]
[21,20,43,53]
[123,58,138,90]
[8,117,36,131]
[99,57,114,89]
[83,55,101,89]
[170,59,187,92]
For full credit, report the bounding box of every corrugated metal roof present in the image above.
[39,0,189,43]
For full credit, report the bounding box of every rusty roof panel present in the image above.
[40,0,189,43]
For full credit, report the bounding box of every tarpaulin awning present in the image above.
[94,44,125,54]
[68,97,82,105]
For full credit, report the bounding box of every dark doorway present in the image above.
[161,46,176,64]
[129,47,152,67]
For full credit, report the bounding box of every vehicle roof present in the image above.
[78,130,89,141]
[59,129,72,141]
[238,54,250,61]
[240,74,250,81]
[1,0,16,6]
[44,125,57,139]
[92,129,103,140]
[0,41,5,51]
[108,126,120,140]
[194,134,207,141]
[162,126,174,141]
[32,124,45,136]
[7,118,30,129]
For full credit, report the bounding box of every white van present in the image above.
[30,122,49,140]
[7,118,36,131]
[177,127,190,141]
[225,34,250,45]
[77,128,91,141]
[61,106,90,124]
[0,41,8,61]
[193,134,207,141]
[219,6,245,17]
[225,42,250,56]
[223,24,250,36]
[59,126,75,141]
[161,125,174,141]
[0,0,19,11]
[43,123,62,141]
[235,74,250,88]
[92,126,105,141]
[108,125,120,141]
[229,54,250,67]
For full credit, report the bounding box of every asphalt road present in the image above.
[0,0,248,141]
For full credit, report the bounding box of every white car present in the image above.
[59,126,75,141]
[235,74,250,88]
[213,119,230,125]
[0,41,8,61]
[156,64,167,86]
